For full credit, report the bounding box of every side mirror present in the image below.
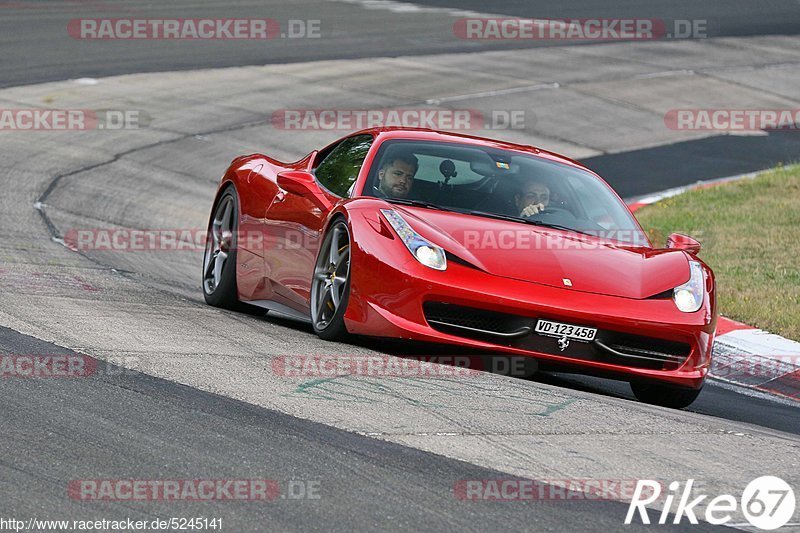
[666,233,701,255]
[277,170,318,196]
[276,170,332,210]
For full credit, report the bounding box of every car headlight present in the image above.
[673,261,704,313]
[380,209,447,271]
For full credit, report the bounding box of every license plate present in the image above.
[535,320,597,342]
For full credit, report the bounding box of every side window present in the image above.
[314,135,373,197]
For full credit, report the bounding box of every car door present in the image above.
[263,134,373,310]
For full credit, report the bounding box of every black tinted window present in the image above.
[315,135,372,197]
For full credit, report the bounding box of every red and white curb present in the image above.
[626,172,800,401]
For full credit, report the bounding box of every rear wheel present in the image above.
[630,382,702,409]
[311,219,351,341]
[202,188,240,309]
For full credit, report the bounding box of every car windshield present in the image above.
[364,139,649,246]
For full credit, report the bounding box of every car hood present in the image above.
[397,206,690,300]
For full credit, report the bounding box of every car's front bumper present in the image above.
[344,244,717,390]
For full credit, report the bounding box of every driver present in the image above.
[516,180,550,217]
[375,151,418,199]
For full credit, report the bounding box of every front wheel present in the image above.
[311,219,351,341]
[630,382,703,409]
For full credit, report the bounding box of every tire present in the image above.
[310,218,351,341]
[630,381,703,409]
[202,187,242,310]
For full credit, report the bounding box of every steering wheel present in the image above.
[525,206,572,219]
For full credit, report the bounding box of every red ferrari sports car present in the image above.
[203,128,717,408]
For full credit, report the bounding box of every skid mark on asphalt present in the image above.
[289,375,579,416]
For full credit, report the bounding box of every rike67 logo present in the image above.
[626,476,796,530]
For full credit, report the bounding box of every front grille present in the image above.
[597,331,690,365]
[423,302,530,337]
[422,302,692,370]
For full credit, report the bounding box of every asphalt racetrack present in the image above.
[1,1,799,531]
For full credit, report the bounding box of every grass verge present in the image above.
[635,164,800,340]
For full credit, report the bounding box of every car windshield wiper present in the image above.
[465,210,592,236]
[385,198,464,213]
